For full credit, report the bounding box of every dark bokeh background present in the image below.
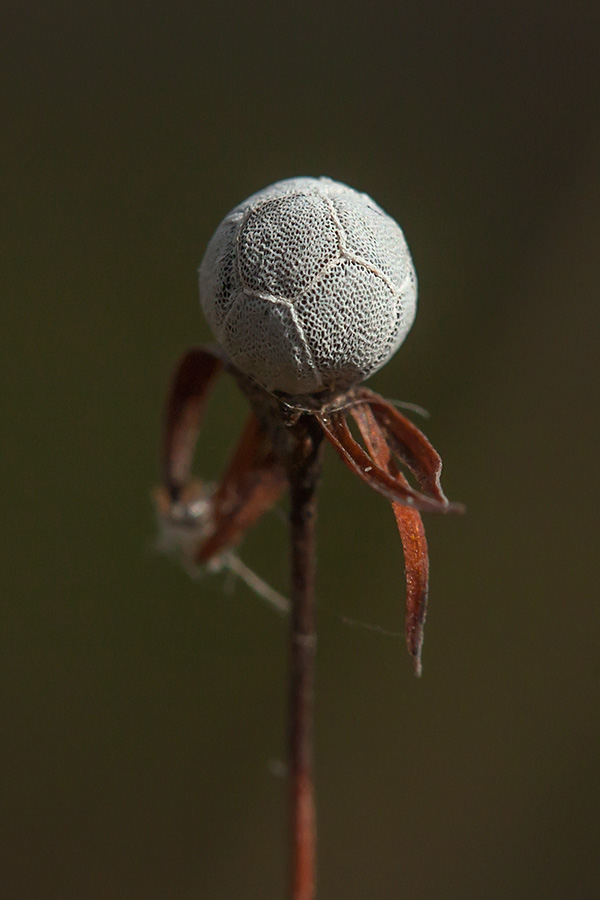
[3,2,600,897]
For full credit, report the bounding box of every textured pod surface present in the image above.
[199,177,417,396]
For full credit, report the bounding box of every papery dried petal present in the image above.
[318,411,450,514]
[355,387,451,506]
[196,413,287,563]
[161,346,224,499]
[352,403,429,675]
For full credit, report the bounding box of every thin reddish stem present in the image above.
[286,416,324,900]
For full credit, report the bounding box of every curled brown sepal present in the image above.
[317,411,452,514]
[158,345,287,570]
[351,403,430,676]
[196,412,287,564]
[161,345,225,501]
[355,387,464,511]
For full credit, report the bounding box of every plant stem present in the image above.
[286,416,324,900]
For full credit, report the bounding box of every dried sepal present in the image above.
[355,387,458,508]
[196,413,287,563]
[161,345,224,499]
[157,345,288,569]
[351,403,429,676]
[318,411,450,514]
[157,340,462,678]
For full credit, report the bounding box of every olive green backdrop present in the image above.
[3,1,600,897]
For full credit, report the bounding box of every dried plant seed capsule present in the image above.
[199,176,417,397]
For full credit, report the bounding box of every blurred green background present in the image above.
[3,1,600,897]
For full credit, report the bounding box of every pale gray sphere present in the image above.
[199,176,417,396]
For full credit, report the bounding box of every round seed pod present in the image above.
[199,176,417,397]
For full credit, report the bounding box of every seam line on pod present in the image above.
[326,195,399,295]
[235,191,323,297]
[240,288,293,306]
[341,249,397,294]
[235,207,253,293]
[221,291,322,390]
[292,255,345,301]
[287,302,322,388]
[220,291,246,336]
[323,196,346,257]
[245,293,321,388]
